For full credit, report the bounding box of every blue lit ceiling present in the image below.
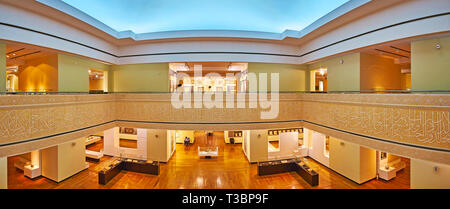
[61,0,349,34]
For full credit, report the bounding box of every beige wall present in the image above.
[58,54,110,92]
[411,36,450,91]
[57,138,86,182]
[411,159,450,189]
[248,130,268,163]
[0,157,7,189]
[248,63,307,92]
[110,63,169,92]
[359,146,377,183]
[41,138,86,182]
[18,54,58,92]
[360,53,402,91]
[175,130,195,144]
[147,129,170,162]
[308,53,360,91]
[41,145,58,181]
[0,43,5,92]
[329,137,376,184]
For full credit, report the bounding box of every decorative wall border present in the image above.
[0,93,448,164]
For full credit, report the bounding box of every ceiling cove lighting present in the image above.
[61,0,349,34]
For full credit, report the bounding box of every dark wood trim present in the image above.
[6,48,25,55]
[375,49,409,58]
[390,46,411,53]
[10,51,41,59]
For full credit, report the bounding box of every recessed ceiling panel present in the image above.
[61,0,349,34]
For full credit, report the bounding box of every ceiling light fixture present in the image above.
[169,63,190,71]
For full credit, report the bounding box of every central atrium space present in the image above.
[0,1,449,201]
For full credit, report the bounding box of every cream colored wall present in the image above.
[242,130,250,160]
[147,129,169,162]
[248,130,268,163]
[110,63,169,92]
[0,43,5,92]
[359,146,377,183]
[360,53,402,91]
[41,138,86,182]
[308,53,360,91]
[247,63,307,92]
[329,137,360,182]
[58,54,110,92]
[57,138,86,182]
[18,54,58,92]
[411,36,450,91]
[329,137,376,184]
[175,130,195,144]
[0,157,7,189]
[309,131,329,167]
[411,159,450,189]
[41,145,58,181]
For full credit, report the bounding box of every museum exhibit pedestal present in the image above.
[258,159,297,176]
[24,165,41,179]
[98,159,123,185]
[198,146,218,158]
[98,158,159,185]
[257,158,319,186]
[123,158,160,175]
[295,162,319,186]
[378,166,396,180]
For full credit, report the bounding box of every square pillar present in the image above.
[103,127,120,156]
[248,130,268,163]
[41,138,86,182]
[147,129,169,162]
[24,150,41,179]
[411,159,450,189]
[411,36,450,90]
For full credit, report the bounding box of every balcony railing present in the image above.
[1,90,450,95]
